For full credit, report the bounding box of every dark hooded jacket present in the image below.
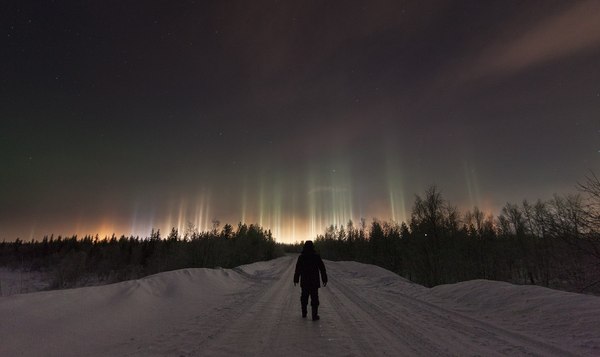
[294,242,327,289]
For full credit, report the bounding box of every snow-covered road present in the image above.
[1,255,599,356]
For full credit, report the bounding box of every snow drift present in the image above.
[1,256,599,356]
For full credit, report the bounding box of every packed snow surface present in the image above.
[1,256,599,356]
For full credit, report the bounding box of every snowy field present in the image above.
[1,255,599,356]
[0,268,51,296]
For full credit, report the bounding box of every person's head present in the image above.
[302,240,315,253]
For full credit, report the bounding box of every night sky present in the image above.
[2,1,599,242]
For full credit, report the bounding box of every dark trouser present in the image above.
[301,287,319,308]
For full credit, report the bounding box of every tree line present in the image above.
[309,173,600,294]
[0,223,283,289]
[2,174,599,294]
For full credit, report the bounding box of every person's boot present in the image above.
[301,305,307,318]
[312,306,320,321]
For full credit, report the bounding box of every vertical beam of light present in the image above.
[233,172,287,239]
[194,194,203,233]
[291,214,297,243]
[386,155,407,224]
[271,180,284,237]
[191,190,211,233]
[463,161,481,209]
[165,198,174,235]
[120,160,377,243]
[307,170,318,239]
[177,198,187,235]
[203,191,211,232]
[203,190,215,230]
[258,177,265,228]
[329,164,354,229]
[270,178,282,239]
[305,160,355,239]
[240,179,247,225]
[290,184,297,242]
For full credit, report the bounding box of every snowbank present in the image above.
[1,256,599,356]
[429,279,600,353]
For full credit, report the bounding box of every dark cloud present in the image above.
[468,0,600,79]
[1,1,599,241]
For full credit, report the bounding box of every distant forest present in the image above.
[299,173,600,294]
[0,223,283,289]
[1,174,599,295]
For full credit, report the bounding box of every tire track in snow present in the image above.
[330,263,577,357]
[194,257,299,356]
[379,288,577,356]
[198,256,371,356]
[331,276,502,356]
[132,260,290,356]
[135,256,580,356]
[130,273,268,356]
[325,278,451,356]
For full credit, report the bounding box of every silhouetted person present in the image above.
[293,240,327,321]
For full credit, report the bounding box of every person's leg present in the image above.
[300,288,309,318]
[310,288,320,320]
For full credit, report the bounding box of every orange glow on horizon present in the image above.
[14,200,503,244]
